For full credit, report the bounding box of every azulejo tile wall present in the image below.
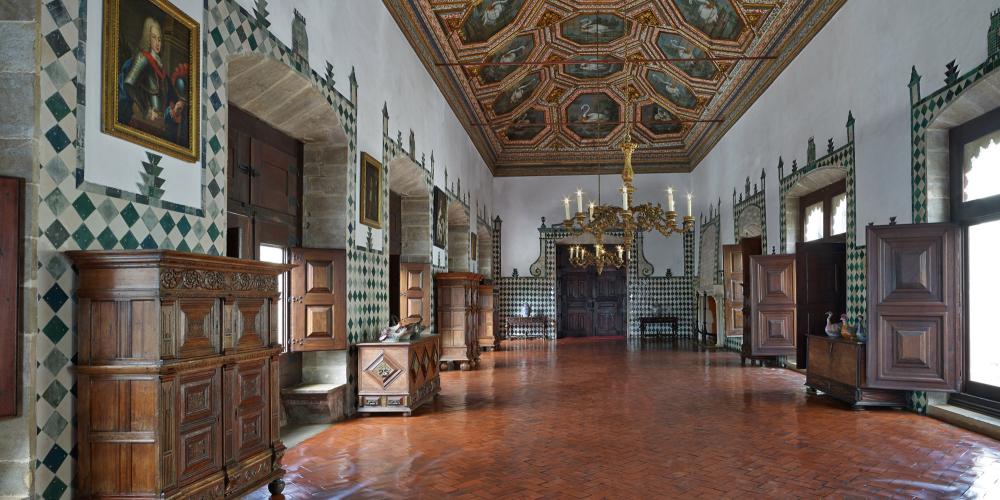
[496,222,696,339]
[697,201,722,288]
[32,0,367,496]
[777,114,864,323]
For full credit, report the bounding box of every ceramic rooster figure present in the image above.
[824,311,842,337]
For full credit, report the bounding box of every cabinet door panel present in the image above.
[866,223,961,392]
[233,360,269,459]
[400,263,431,326]
[175,299,221,358]
[290,248,347,351]
[230,298,269,351]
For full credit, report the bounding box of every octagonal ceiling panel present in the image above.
[460,0,528,44]
[481,34,536,84]
[564,55,624,79]
[566,92,621,140]
[386,0,844,176]
[560,13,630,45]
[492,71,542,116]
[656,33,717,80]
[672,0,745,41]
[506,108,548,141]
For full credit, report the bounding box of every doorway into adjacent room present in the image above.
[556,244,626,337]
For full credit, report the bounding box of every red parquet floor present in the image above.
[249,338,1000,499]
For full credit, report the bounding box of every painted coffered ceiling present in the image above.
[385,0,844,176]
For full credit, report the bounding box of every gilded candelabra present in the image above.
[562,132,695,259]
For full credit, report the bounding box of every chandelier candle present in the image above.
[563,197,571,220]
[576,189,583,214]
[687,193,693,217]
[667,187,675,212]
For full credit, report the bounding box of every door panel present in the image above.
[866,223,961,391]
[290,248,347,351]
[740,236,763,343]
[252,141,297,216]
[400,263,431,326]
[723,244,743,337]
[795,241,847,368]
[750,254,797,356]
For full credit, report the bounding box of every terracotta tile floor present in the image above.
[249,338,1000,499]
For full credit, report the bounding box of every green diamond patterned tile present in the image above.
[43,188,70,217]
[41,316,68,344]
[44,256,69,281]
[40,379,68,409]
[120,203,140,227]
[70,223,95,249]
[96,227,118,250]
[95,198,118,223]
[140,208,158,231]
[41,348,69,376]
[71,193,96,221]
[41,411,68,440]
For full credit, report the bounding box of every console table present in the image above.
[639,316,679,337]
[506,316,549,339]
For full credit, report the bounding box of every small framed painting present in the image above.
[102,0,200,162]
[433,187,447,249]
[359,152,383,229]
[470,232,478,261]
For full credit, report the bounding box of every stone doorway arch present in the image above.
[447,200,472,272]
[388,156,432,263]
[227,54,352,249]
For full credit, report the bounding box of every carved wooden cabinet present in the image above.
[805,336,906,409]
[477,284,498,351]
[357,334,441,416]
[435,272,481,370]
[68,250,292,499]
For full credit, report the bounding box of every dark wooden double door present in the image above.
[557,245,626,337]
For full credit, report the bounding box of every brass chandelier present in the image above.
[561,95,695,273]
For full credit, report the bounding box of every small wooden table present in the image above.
[639,316,679,338]
[506,316,549,339]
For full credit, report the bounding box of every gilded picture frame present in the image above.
[102,0,200,162]
[359,152,383,229]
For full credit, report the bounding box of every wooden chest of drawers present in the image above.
[435,273,482,370]
[357,334,441,416]
[806,335,906,409]
[68,250,292,498]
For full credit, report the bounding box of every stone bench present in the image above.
[281,383,347,424]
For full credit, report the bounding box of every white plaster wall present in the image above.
[690,0,995,250]
[494,172,691,277]
[84,0,203,208]
[232,0,494,250]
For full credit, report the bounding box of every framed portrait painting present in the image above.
[102,0,200,162]
[359,152,383,229]
[433,187,447,249]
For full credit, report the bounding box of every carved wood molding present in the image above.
[160,267,278,293]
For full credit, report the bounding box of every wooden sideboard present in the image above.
[68,250,292,498]
[805,335,906,409]
[357,334,441,416]
[435,272,481,370]
[477,284,498,351]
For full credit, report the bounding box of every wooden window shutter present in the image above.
[289,248,347,351]
[749,254,797,357]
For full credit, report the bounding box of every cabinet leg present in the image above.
[460,361,471,371]
[268,478,285,495]
[439,362,449,371]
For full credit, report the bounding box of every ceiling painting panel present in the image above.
[385,0,845,176]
